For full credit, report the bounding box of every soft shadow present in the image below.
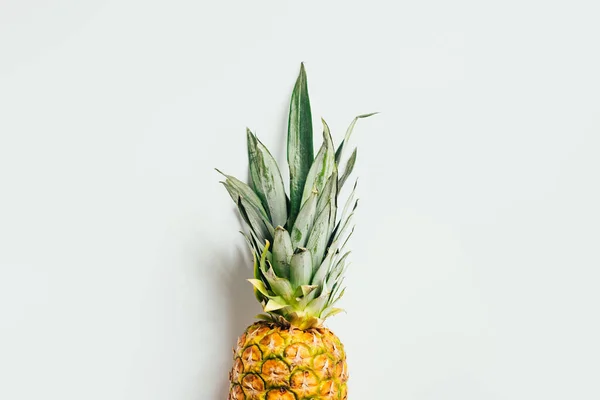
[212,245,261,399]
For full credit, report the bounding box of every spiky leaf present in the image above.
[306,204,331,270]
[316,167,338,217]
[335,112,378,164]
[217,64,375,328]
[290,247,313,287]
[301,119,335,205]
[217,170,269,220]
[236,196,273,241]
[338,147,356,189]
[287,63,313,227]
[272,226,293,278]
[306,283,329,315]
[247,279,271,298]
[264,297,288,312]
[311,246,336,288]
[321,307,345,319]
[334,200,357,244]
[290,190,318,248]
[247,129,287,227]
[300,284,318,297]
[263,264,294,301]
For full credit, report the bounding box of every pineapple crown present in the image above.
[218,63,376,329]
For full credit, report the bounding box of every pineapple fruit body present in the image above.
[229,322,348,400]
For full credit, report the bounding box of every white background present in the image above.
[1,1,599,399]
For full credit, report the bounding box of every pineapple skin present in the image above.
[228,321,348,400]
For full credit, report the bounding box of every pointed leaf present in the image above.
[306,284,329,315]
[300,284,318,297]
[259,240,271,271]
[338,147,356,189]
[247,129,287,227]
[290,190,318,248]
[237,196,272,241]
[329,287,346,308]
[248,227,266,256]
[321,307,345,319]
[301,119,335,205]
[290,247,313,287]
[247,279,271,298]
[332,181,358,243]
[287,63,314,226]
[249,238,261,279]
[263,265,294,300]
[272,226,293,278]
[335,112,378,164]
[255,313,276,322]
[306,203,331,269]
[250,254,266,302]
[240,231,257,255]
[340,226,355,253]
[297,283,319,308]
[217,170,268,219]
[332,251,351,280]
[334,202,357,243]
[328,194,337,239]
[326,280,345,311]
[339,180,358,227]
[312,246,336,287]
[264,297,287,312]
[316,167,338,217]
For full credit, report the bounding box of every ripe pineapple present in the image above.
[219,63,375,400]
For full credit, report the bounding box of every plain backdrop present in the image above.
[1,1,599,399]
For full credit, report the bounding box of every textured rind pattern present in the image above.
[228,321,348,400]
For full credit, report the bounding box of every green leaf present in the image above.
[247,279,271,298]
[287,63,314,227]
[290,190,318,248]
[272,226,293,279]
[334,200,357,244]
[311,246,336,287]
[255,313,276,322]
[330,251,350,282]
[297,283,319,308]
[236,196,273,242]
[321,307,345,319]
[259,240,271,272]
[334,112,378,164]
[316,166,338,218]
[217,170,269,219]
[240,230,257,255]
[306,204,331,271]
[329,287,346,309]
[340,226,355,253]
[306,283,329,315]
[251,254,266,303]
[331,180,358,243]
[339,180,358,222]
[290,247,313,288]
[247,228,266,257]
[301,119,335,205]
[247,129,287,227]
[264,297,288,312]
[328,193,337,239]
[263,262,294,300]
[338,147,356,190]
[328,275,345,303]
[300,284,318,297]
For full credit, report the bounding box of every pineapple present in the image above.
[219,63,375,400]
